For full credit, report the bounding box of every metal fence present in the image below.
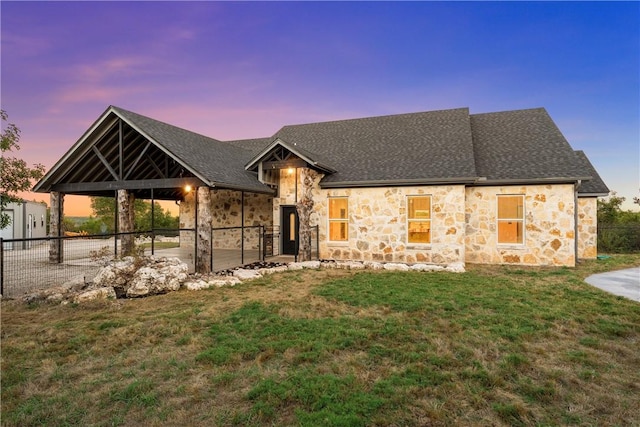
[0,225,319,298]
[0,230,193,298]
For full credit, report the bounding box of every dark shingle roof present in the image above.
[226,137,274,153]
[270,108,478,186]
[112,107,272,193]
[470,108,590,182]
[574,150,610,195]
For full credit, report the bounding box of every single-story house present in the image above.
[1,201,48,250]
[33,105,608,270]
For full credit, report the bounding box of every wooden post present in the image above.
[296,168,318,262]
[117,189,135,256]
[49,191,64,263]
[196,186,212,273]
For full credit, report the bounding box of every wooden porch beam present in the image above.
[123,141,151,180]
[52,177,203,193]
[91,146,120,180]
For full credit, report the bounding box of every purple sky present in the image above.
[2,1,638,215]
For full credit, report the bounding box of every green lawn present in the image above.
[2,255,639,426]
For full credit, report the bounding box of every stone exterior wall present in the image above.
[179,179,591,267]
[308,185,467,264]
[577,197,598,259]
[272,169,303,234]
[179,191,196,250]
[179,188,273,250]
[465,184,576,266]
[210,189,273,250]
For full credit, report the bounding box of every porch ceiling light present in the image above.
[184,184,192,193]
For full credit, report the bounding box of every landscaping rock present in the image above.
[258,266,289,275]
[338,261,366,270]
[233,269,263,280]
[383,263,410,271]
[183,279,212,291]
[286,261,321,270]
[60,275,88,292]
[73,287,116,303]
[445,262,466,273]
[410,263,445,272]
[363,261,384,270]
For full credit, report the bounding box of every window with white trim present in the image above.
[497,195,524,244]
[407,195,431,244]
[328,197,348,241]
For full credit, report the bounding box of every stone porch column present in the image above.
[296,167,318,261]
[196,186,212,273]
[49,191,64,263]
[117,189,135,256]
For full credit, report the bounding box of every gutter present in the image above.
[574,180,582,265]
[320,177,477,189]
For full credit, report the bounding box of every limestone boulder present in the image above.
[233,269,263,280]
[383,263,410,271]
[124,258,188,298]
[73,287,116,303]
[445,262,466,273]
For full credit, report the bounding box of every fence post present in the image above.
[315,225,319,260]
[0,238,4,296]
[151,228,155,256]
[260,225,263,261]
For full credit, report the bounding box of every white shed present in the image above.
[1,201,48,250]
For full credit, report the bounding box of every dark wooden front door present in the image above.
[281,206,298,255]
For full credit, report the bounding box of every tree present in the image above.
[597,191,626,224]
[1,110,45,228]
[89,196,178,232]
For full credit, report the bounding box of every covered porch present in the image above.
[33,106,277,274]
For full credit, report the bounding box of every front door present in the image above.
[281,206,298,255]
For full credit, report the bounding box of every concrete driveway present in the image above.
[585,267,640,302]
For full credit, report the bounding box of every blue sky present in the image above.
[2,1,638,214]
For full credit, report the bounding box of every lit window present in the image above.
[328,198,348,241]
[407,196,431,244]
[497,195,524,244]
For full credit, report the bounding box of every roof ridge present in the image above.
[279,107,470,130]
[470,107,547,118]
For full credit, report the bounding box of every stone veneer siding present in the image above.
[577,197,597,259]
[271,168,468,264]
[179,188,272,250]
[465,184,576,267]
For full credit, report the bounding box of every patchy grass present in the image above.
[2,255,639,426]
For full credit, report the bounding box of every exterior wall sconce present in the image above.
[287,167,295,175]
[184,184,192,193]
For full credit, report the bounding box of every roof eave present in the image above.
[320,177,478,188]
[33,106,119,193]
[209,178,275,195]
[245,138,336,174]
[473,176,593,187]
[577,192,609,198]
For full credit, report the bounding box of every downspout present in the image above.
[574,180,582,265]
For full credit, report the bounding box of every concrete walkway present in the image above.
[585,267,640,302]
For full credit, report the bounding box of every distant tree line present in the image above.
[64,197,179,234]
[597,191,640,253]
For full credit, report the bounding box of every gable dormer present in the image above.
[245,138,336,187]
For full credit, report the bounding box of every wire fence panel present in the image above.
[0,230,196,298]
[211,226,262,272]
[1,235,116,298]
[0,225,318,298]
